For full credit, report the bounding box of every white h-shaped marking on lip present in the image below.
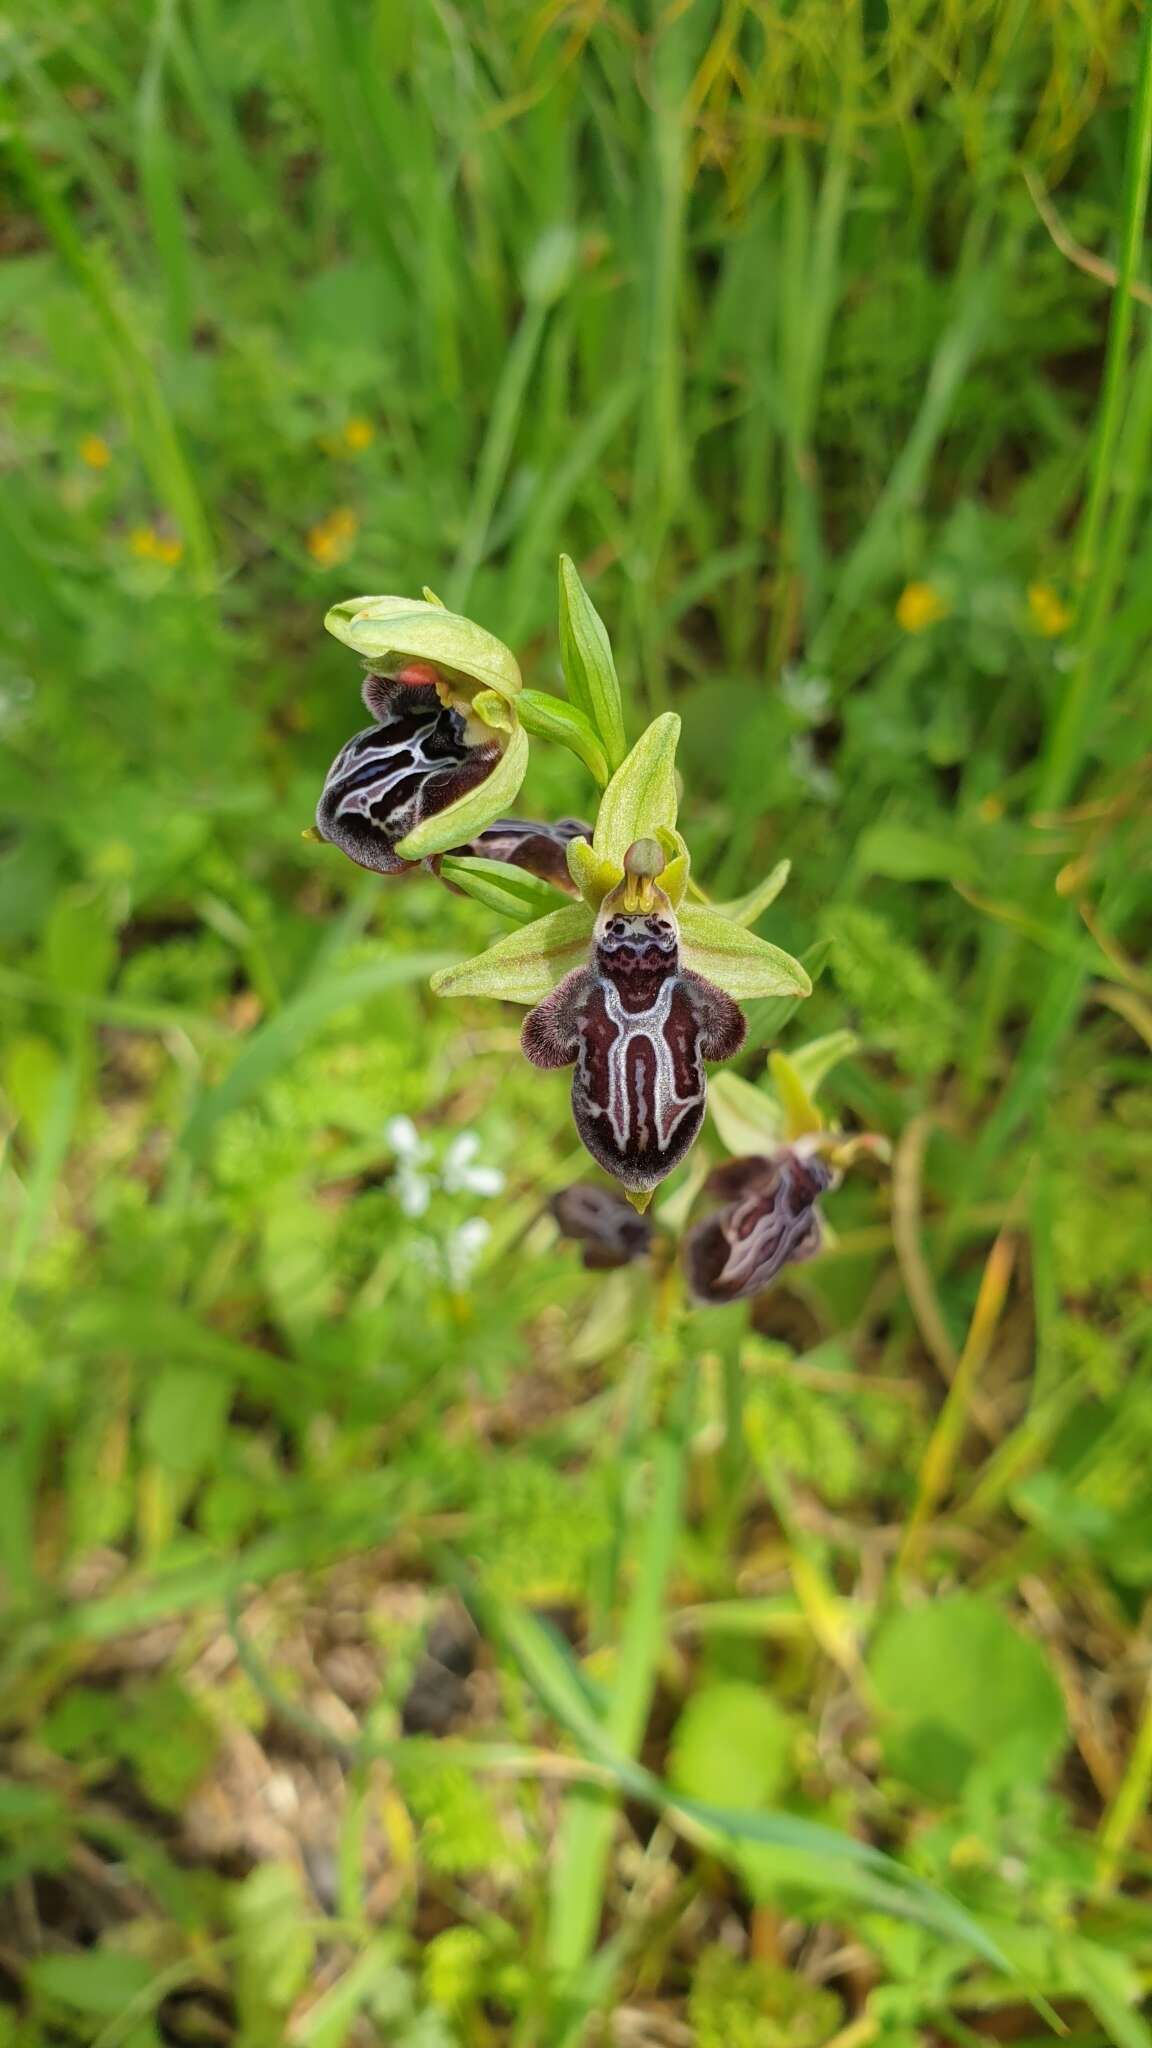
[334,723,449,823]
[588,977,701,1156]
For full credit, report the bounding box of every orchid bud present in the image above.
[550,1183,653,1269]
[316,666,503,875]
[520,870,746,1192]
[683,1147,834,1306]
[441,817,592,895]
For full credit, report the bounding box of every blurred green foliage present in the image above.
[1,0,1151,2043]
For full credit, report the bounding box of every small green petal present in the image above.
[395,724,529,861]
[709,1072,785,1156]
[714,859,791,926]
[678,904,811,1000]
[790,1029,860,1099]
[431,903,595,1005]
[767,1050,824,1139]
[566,836,621,907]
[437,857,572,926]
[518,689,609,785]
[592,713,680,868]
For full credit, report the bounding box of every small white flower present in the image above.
[442,1130,506,1198]
[386,1114,427,1161]
[780,665,832,725]
[445,1216,491,1289]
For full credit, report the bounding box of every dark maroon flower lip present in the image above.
[550,1182,653,1269]
[683,1147,834,1305]
[520,896,745,1192]
[315,669,501,875]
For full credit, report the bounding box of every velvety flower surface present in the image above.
[521,858,746,1193]
[683,1146,834,1305]
[316,666,502,875]
[550,1182,653,1269]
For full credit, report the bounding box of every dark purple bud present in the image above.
[683,1147,834,1305]
[316,666,500,875]
[521,899,745,1193]
[439,817,592,895]
[550,1182,653,1269]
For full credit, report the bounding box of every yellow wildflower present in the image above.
[128,525,183,566]
[978,793,1004,823]
[342,415,375,453]
[307,506,359,567]
[1028,582,1072,637]
[896,581,949,634]
[79,433,111,470]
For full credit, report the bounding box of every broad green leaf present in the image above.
[708,1072,784,1155]
[431,903,593,1005]
[141,1366,231,1476]
[855,820,977,884]
[28,1951,156,2017]
[679,906,811,1001]
[868,1595,1067,1799]
[518,688,609,785]
[789,1029,860,1098]
[592,714,680,866]
[713,860,791,926]
[325,594,522,703]
[395,724,529,860]
[669,1682,795,1810]
[558,554,627,771]
[438,855,572,926]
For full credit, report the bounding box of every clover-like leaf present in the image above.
[558,556,627,773]
[708,1072,785,1157]
[714,859,791,927]
[431,902,594,1005]
[678,904,811,1001]
[592,713,680,867]
[395,723,529,861]
[518,689,609,786]
[437,857,573,926]
[325,595,522,704]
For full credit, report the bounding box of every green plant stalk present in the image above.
[1096,1675,1152,1891]
[544,1401,691,1986]
[450,300,549,608]
[0,97,217,593]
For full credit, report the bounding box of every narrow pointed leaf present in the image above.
[790,1029,860,1098]
[438,856,572,926]
[708,1072,785,1156]
[518,689,609,785]
[325,595,522,702]
[715,860,791,926]
[431,903,594,1004]
[558,555,627,770]
[679,905,811,1001]
[592,714,680,867]
[395,725,529,860]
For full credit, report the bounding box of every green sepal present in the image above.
[437,857,573,926]
[431,902,595,1005]
[767,1051,824,1139]
[709,1072,785,1157]
[715,860,791,926]
[394,724,529,861]
[790,1029,859,1099]
[558,555,628,772]
[518,689,609,785]
[678,904,811,1001]
[592,713,680,868]
[325,594,522,704]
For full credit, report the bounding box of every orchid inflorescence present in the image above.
[313,561,884,1280]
